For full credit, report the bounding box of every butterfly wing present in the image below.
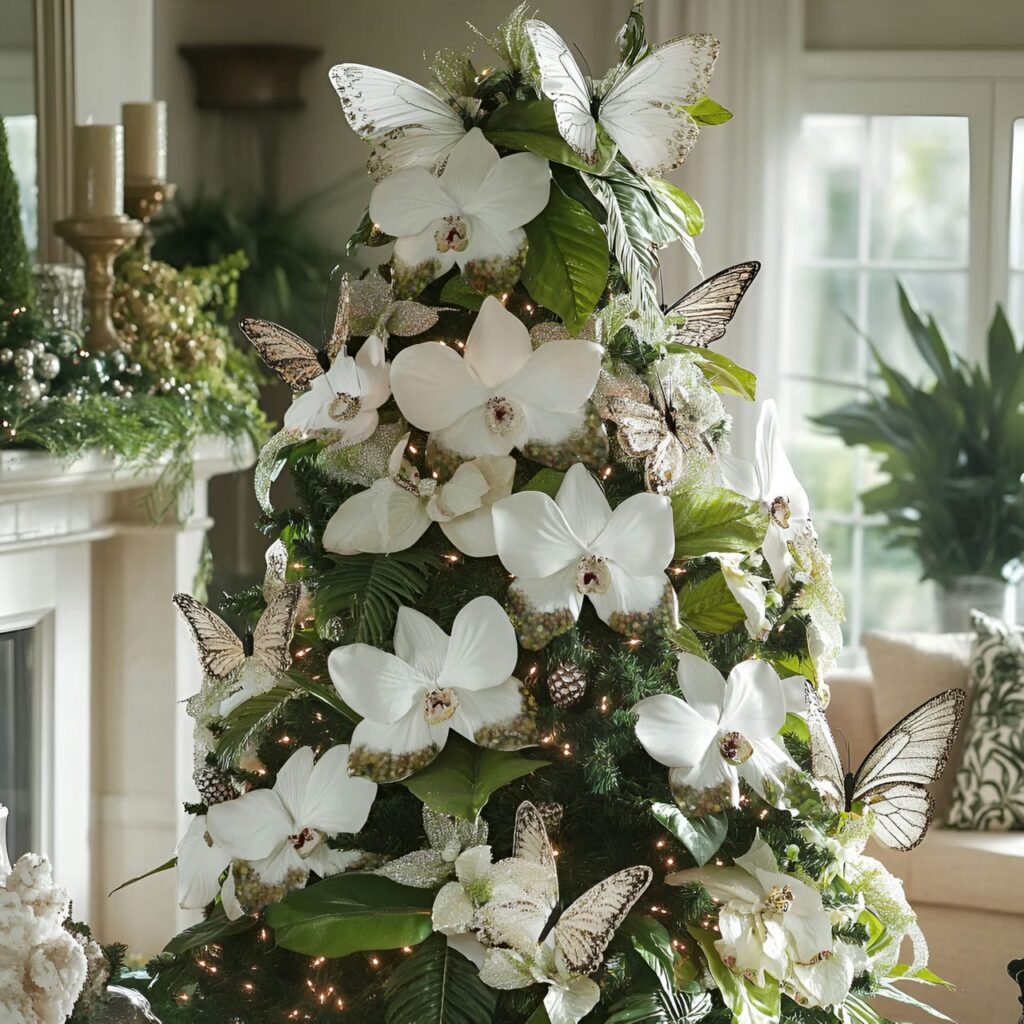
[598,34,719,177]
[804,683,846,807]
[605,395,666,459]
[262,539,289,604]
[514,801,558,884]
[525,20,599,165]
[251,583,301,677]
[239,318,323,391]
[553,865,653,976]
[667,261,761,347]
[172,593,245,680]
[858,782,934,852]
[329,64,466,178]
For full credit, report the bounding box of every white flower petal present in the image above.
[721,660,787,740]
[206,789,291,862]
[492,491,584,579]
[459,221,527,267]
[719,556,769,640]
[588,570,672,626]
[176,816,230,910]
[674,654,727,720]
[441,596,518,692]
[438,127,500,209]
[433,881,476,935]
[666,864,763,904]
[300,744,377,835]
[369,167,455,236]
[323,480,431,556]
[505,340,603,416]
[454,844,494,884]
[391,340,488,432]
[508,567,584,631]
[324,353,361,395]
[718,452,759,500]
[793,948,855,1008]
[394,606,450,683]
[349,710,444,782]
[272,746,315,823]
[436,404,519,457]
[633,693,718,768]
[675,744,741,808]
[429,462,490,522]
[251,839,307,887]
[521,406,587,446]
[221,868,245,921]
[440,506,497,557]
[479,948,536,990]
[447,932,487,969]
[449,675,527,747]
[329,643,425,723]
[464,152,551,232]
[283,377,332,433]
[552,462,611,547]
[593,492,674,576]
[756,400,810,522]
[354,333,391,408]
[544,976,601,1024]
[393,228,457,282]
[463,295,533,387]
[305,846,365,879]
[762,521,793,589]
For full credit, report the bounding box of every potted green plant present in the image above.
[816,283,1024,630]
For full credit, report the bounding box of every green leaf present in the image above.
[551,164,608,225]
[671,486,767,559]
[605,988,713,1024]
[685,348,757,401]
[163,904,255,956]
[876,979,956,1021]
[651,803,728,866]
[403,733,548,820]
[669,623,708,659]
[485,99,617,173]
[677,572,744,634]
[266,874,435,958]
[109,857,176,897]
[621,916,678,995]
[650,180,704,237]
[440,273,486,310]
[889,964,954,989]
[617,3,650,66]
[384,934,497,1024]
[685,96,733,126]
[215,686,296,767]
[522,183,610,334]
[523,467,565,498]
[525,1007,552,1024]
[687,926,780,1024]
[301,677,359,723]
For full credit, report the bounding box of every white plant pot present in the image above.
[935,575,1017,633]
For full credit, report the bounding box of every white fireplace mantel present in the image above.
[0,437,254,954]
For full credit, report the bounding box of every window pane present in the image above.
[861,527,938,635]
[2,115,37,259]
[790,268,860,380]
[0,628,35,859]
[797,115,864,260]
[1010,119,1024,271]
[1010,272,1024,341]
[868,116,970,263]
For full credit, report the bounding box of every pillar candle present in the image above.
[122,101,167,183]
[72,124,124,219]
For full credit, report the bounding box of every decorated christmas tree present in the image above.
[149,6,965,1023]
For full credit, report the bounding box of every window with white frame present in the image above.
[783,56,1024,653]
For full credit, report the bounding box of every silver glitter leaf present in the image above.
[375,807,489,889]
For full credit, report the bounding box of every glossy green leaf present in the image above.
[686,348,757,401]
[403,733,548,820]
[523,467,565,498]
[677,572,745,634]
[525,1006,553,1024]
[440,273,486,310]
[685,97,733,126]
[163,904,255,957]
[669,623,708,660]
[621,916,677,994]
[384,935,497,1024]
[671,486,767,559]
[651,803,728,866]
[109,856,176,897]
[523,183,610,334]
[485,100,617,173]
[650,180,704,237]
[605,988,713,1024]
[266,874,435,957]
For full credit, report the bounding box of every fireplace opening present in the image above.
[0,627,35,859]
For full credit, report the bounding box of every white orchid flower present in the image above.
[669,833,839,1000]
[491,462,677,649]
[721,400,813,588]
[328,597,533,784]
[322,433,514,557]
[369,127,550,294]
[716,553,770,641]
[175,814,231,910]
[632,654,797,814]
[283,334,390,441]
[205,745,376,918]
[391,296,602,460]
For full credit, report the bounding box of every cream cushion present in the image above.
[862,631,972,817]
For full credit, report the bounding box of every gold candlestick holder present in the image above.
[54,216,144,352]
[124,180,177,259]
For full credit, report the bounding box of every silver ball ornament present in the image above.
[13,348,34,379]
[35,352,61,381]
[37,380,50,396]
[16,379,41,403]
[0,347,12,366]
[28,340,45,357]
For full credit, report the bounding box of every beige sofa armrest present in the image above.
[824,669,878,765]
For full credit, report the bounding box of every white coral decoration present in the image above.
[390,295,603,459]
[0,854,88,1024]
[369,128,550,291]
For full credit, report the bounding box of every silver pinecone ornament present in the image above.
[547,661,587,708]
[194,765,236,806]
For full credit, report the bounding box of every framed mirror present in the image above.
[0,0,74,263]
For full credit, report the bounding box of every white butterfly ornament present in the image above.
[526,19,719,177]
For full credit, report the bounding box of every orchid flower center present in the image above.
[435,215,470,253]
[576,555,611,595]
[769,495,792,529]
[424,687,459,725]
[328,392,362,422]
[485,396,523,437]
[763,884,795,914]
[719,730,754,765]
[288,827,323,858]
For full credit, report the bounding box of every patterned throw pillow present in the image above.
[947,611,1024,830]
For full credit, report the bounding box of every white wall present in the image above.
[73,0,153,123]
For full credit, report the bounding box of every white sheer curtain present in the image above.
[645,0,805,455]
